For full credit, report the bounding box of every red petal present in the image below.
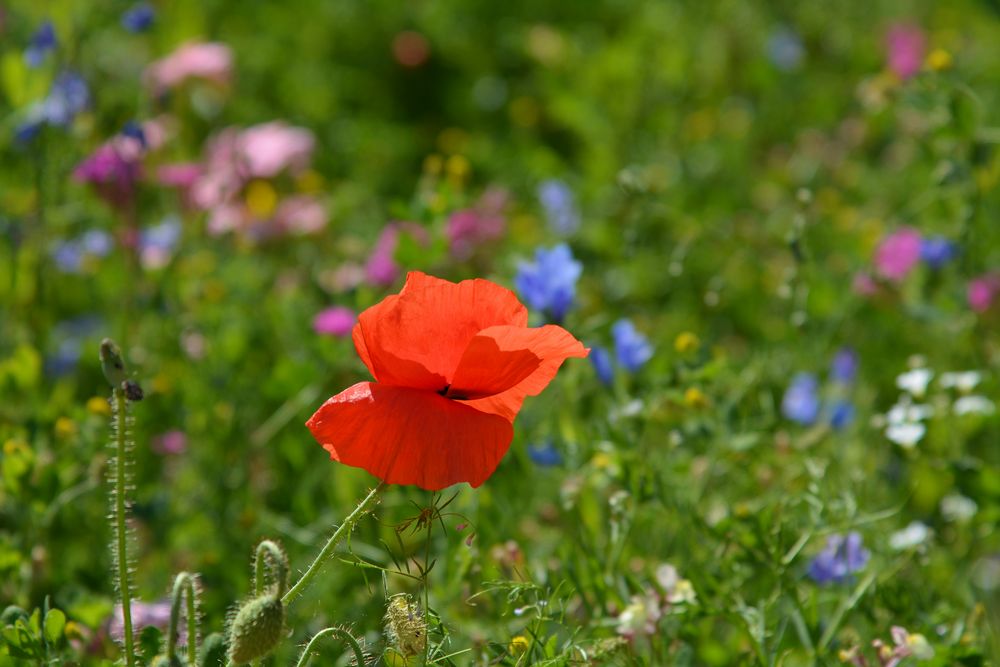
[447,335,542,399]
[306,382,514,490]
[353,272,528,388]
[459,324,588,421]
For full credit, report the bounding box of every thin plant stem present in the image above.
[294,627,366,667]
[282,482,387,606]
[113,388,136,667]
[167,573,198,665]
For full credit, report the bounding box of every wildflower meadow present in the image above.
[3,1,1000,665]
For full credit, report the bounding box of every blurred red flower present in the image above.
[306,272,588,490]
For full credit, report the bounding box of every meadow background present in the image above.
[2,0,1000,665]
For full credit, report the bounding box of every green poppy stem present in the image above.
[113,388,135,667]
[281,481,387,606]
[294,627,366,667]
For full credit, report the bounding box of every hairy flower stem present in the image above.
[294,627,366,667]
[281,482,387,606]
[113,388,136,667]
[167,572,199,665]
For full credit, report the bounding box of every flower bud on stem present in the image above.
[167,572,199,665]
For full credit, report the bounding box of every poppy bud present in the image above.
[198,632,226,667]
[227,595,284,665]
[122,379,144,402]
[100,339,128,387]
[383,594,426,658]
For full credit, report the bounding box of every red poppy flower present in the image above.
[306,272,588,490]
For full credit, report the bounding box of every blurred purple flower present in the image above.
[874,227,921,282]
[612,320,653,373]
[73,132,145,210]
[515,244,582,322]
[24,21,56,68]
[121,3,155,32]
[830,347,858,384]
[590,345,614,386]
[920,236,957,269]
[312,306,356,337]
[537,180,580,235]
[767,27,804,71]
[808,532,869,584]
[109,600,181,644]
[153,430,187,455]
[139,217,182,269]
[527,441,563,467]
[886,23,925,80]
[782,373,820,425]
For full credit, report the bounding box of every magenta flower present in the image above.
[968,274,1000,313]
[153,430,187,455]
[875,227,922,282]
[74,141,143,211]
[446,188,508,260]
[852,272,878,296]
[145,42,233,92]
[365,222,430,286]
[886,24,925,80]
[312,306,356,337]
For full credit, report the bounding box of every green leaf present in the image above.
[43,609,65,644]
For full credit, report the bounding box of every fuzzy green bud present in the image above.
[99,339,128,388]
[227,595,284,665]
[198,632,226,667]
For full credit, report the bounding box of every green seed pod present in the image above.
[383,594,426,658]
[99,339,129,388]
[198,632,226,667]
[227,595,284,665]
[150,654,187,667]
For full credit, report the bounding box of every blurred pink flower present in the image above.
[852,272,879,296]
[153,430,187,455]
[239,122,315,178]
[274,195,327,234]
[157,162,202,189]
[968,274,1000,312]
[365,222,430,286]
[145,42,233,92]
[886,24,925,80]
[875,227,922,282]
[446,187,508,260]
[313,306,356,337]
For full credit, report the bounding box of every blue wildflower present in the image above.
[807,532,869,584]
[537,180,580,235]
[766,27,804,71]
[590,345,614,386]
[515,244,582,322]
[920,236,957,269]
[121,3,156,32]
[14,120,44,145]
[781,373,820,425]
[139,217,183,269]
[829,400,855,430]
[43,71,90,126]
[612,319,653,373]
[51,241,84,273]
[527,441,563,467]
[80,230,114,257]
[830,347,858,384]
[25,21,57,68]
